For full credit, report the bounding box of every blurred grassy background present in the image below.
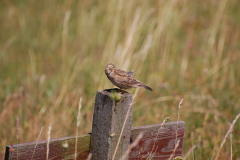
[1,0,240,159]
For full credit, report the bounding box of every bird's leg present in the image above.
[117,88,123,93]
[120,88,126,94]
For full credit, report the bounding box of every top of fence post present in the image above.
[90,88,133,160]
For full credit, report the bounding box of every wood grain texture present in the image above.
[129,121,185,160]
[5,135,90,160]
[5,121,185,160]
[90,89,133,160]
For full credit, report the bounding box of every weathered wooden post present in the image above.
[90,88,133,160]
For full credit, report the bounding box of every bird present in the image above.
[105,63,153,91]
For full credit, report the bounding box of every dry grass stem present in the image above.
[169,140,180,160]
[119,132,144,160]
[53,58,87,110]
[61,10,71,75]
[112,101,133,160]
[31,127,43,160]
[75,97,82,160]
[172,99,183,157]
[46,123,52,160]
[16,117,19,160]
[148,117,170,159]
[183,145,197,160]
[229,123,233,160]
[112,88,139,160]
[86,153,92,160]
[214,113,240,160]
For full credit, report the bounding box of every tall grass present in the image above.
[75,97,82,160]
[46,123,51,160]
[31,126,43,160]
[0,0,240,159]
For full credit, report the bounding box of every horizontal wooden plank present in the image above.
[5,121,185,160]
[129,121,185,160]
[5,135,90,160]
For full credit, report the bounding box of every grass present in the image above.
[0,0,240,159]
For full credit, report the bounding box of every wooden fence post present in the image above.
[90,88,133,160]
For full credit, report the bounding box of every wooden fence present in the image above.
[5,89,185,160]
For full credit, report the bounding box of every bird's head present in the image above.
[105,63,116,75]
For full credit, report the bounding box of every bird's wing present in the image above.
[114,69,140,86]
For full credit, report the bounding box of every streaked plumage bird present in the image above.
[105,63,153,91]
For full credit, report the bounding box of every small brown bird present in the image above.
[105,63,153,91]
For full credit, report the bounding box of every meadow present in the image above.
[1,0,240,159]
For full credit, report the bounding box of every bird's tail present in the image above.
[141,84,153,91]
